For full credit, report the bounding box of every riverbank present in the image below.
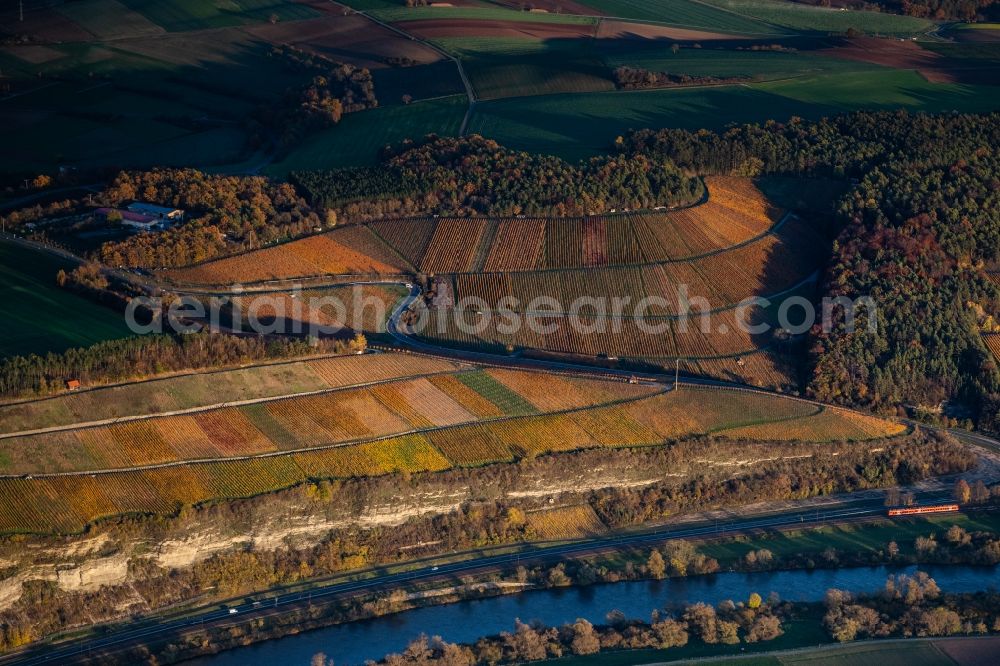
[195,564,1000,666]
[156,511,1000,665]
[6,501,997,664]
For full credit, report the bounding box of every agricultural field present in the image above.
[0,240,131,358]
[265,95,469,174]
[601,45,884,82]
[363,5,600,26]
[115,0,322,32]
[698,0,934,35]
[674,349,798,389]
[574,0,781,35]
[364,176,784,273]
[0,374,906,533]
[0,351,455,433]
[378,178,821,389]
[526,504,608,540]
[467,69,1000,161]
[0,382,901,538]
[160,226,411,285]
[0,0,452,173]
[431,29,886,101]
[211,283,405,341]
[0,363,664,475]
[717,406,909,441]
[3,0,998,173]
[984,333,1000,362]
[411,212,821,384]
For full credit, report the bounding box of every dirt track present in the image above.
[394,17,597,39]
[490,0,605,15]
[820,37,995,83]
[243,13,444,67]
[596,19,739,41]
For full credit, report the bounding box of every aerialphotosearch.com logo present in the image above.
[124,284,878,340]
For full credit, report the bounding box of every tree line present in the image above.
[880,0,997,20]
[293,134,704,220]
[0,332,349,399]
[613,65,750,90]
[824,572,1000,641]
[368,597,784,666]
[792,0,996,20]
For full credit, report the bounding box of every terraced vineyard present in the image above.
[984,333,1000,362]
[0,363,662,476]
[412,211,823,387]
[0,367,907,534]
[0,352,454,433]
[367,177,783,273]
[717,406,909,441]
[161,226,410,285]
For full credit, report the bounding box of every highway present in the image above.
[3,490,958,666]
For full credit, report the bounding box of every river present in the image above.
[188,564,998,666]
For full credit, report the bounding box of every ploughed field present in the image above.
[0,353,904,534]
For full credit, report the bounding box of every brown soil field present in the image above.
[0,45,65,65]
[395,18,597,39]
[952,26,1000,43]
[935,637,1000,666]
[0,7,94,42]
[596,19,739,41]
[300,0,342,13]
[820,35,1000,83]
[244,14,443,67]
[491,0,604,15]
[110,28,260,69]
[416,0,494,6]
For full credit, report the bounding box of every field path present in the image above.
[0,364,462,440]
[331,2,478,134]
[0,385,668,478]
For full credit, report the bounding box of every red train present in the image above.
[887,504,960,517]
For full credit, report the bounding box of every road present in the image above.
[2,277,993,663]
[333,1,478,135]
[6,238,1000,663]
[3,490,963,666]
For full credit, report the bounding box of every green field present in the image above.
[0,241,131,358]
[558,640,960,666]
[700,513,1000,563]
[352,3,599,25]
[602,45,883,80]
[435,36,886,101]
[700,0,934,36]
[118,0,321,32]
[0,19,298,172]
[467,69,1000,160]
[578,0,782,34]
[779,642,954,666]
[371,61,466,105]
[266,95,469,174]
